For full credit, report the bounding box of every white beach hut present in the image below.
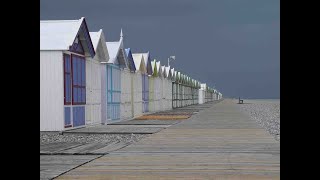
[124,48,137,119]
[199,83,207,104]
[154,62,163,112]
[134,52,152,113]
[132,53,147,117]
[40,17,96,131]
[87,30,109,125]
[163,66,173,110]
[106,30,128,122]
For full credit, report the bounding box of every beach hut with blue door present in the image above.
[133,52,152,113]
[87,30,109,125]
[106,30,128,122]
[40,17,95,131]
[132,53,147,117]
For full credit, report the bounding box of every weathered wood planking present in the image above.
[40,155,100,180]
[63,126,163,134]
[57,99,280,179]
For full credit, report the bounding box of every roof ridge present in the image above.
[40,19,80,23]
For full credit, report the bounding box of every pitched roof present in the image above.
[106,29,126,66]
[132,53,146,73]
[165,66,171,78]
[40,17,95,57]
[151,60,157,76]
[125,48,136,71]
[156,61,161,76]
[106,41,121,64]
[170,68,175,80]
[89,29,109,62]
[89,31,100,50]
[161,65,166,78]
[139,52,152,75]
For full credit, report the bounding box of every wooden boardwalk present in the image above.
[57,99,280,179]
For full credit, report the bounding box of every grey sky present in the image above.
[41,0,280,99]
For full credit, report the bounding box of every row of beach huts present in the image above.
[40,17,222,131]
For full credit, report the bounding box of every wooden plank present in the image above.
[40,142,84,154]
[110,120,181,125]
[55,99,280,179]
[90,142,131,154]
[40,155,99,180]
[59,143,109,155]
[63,126,163,134]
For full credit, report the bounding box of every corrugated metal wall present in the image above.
[148,76,155,112]
[86,56,102,125]
[40,51,64,131]
[159,78,165,111]
[163,79,172,110]
[133,72,143,117]
[121,69,133,120]
[153,77,161,112]
[198,89,205,104]
[101,63,107,124]
[192,88,199,105]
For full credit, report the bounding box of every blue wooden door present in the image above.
[71,55,86,127]
[142,74,149,112]
[107,64,121,121]
[63,54,86,128]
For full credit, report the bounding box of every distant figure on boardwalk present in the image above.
[238,97,243,104]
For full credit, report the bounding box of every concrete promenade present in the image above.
[56,99,280,179]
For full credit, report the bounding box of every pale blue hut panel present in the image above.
[142,74,149,112]
[64,107,71,127]
[107,64,121,120]
[73,106,85,127]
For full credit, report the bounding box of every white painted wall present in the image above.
[132,72,143,117]
[86,55,102,126]
[198,89,205,104]
[157,77,163,111]
[148,76,155,112]
[101,63,107,124]
[153,77,161,112]
[40,51,64,131]
[121,69,133,120]
[163,79,173,110]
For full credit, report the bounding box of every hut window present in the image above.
[72,54,86,105]
[64,54,72,105]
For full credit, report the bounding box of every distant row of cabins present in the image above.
[40,17,222,131]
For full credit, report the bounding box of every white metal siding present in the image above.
[148,76,155,112]
[158,77,164,111]
[40,51,64,131]
[153,77,161,112]
[101,64,107,124]
[133,72,143,117]
[86,56,102,125]
[121,69,133,120]
[162,79,172,110]
[198,89,205,104]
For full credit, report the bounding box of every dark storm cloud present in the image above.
[40,0,279,99]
